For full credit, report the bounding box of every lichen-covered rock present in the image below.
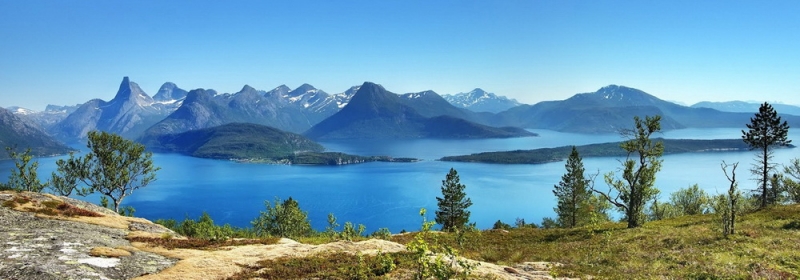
[0,192,177,280]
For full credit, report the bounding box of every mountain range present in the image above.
[5,77,800,155]
[691,101,800,116]
[0,107,72,159]
[303,82,535,140]
[51,77,182,140]
[443,88,521,113]
[494,85,800,133]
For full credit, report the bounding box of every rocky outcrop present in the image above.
[0,192,177,279]
[0,191,568,280]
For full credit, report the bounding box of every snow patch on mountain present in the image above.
[443,88,521,113]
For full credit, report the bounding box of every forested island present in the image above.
[439,138,787,164]
[143,123,418,165]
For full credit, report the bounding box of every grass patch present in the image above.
[1,199,17,208]
[228,251,413,280]
[128,236,281,250]
[390,206,800,278]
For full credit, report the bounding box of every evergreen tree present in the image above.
[742,102,791,208]
[594,115,664,228]
[553,146,592,228]
[435,168,473,231]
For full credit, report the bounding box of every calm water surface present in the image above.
[2,128,798,233]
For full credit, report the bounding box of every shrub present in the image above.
[251,197,312,238]
[492,220,512,230]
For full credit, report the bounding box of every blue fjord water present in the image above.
[1,128,797,233]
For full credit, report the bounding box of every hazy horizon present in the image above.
[2,1,799,109]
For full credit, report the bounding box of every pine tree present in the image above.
[742,102,791,208]
[435,168,473,231]
[553,146,592,228]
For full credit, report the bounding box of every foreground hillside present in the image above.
[3,190,800,279]
[0,191,559,279]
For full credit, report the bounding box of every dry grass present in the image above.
[90,246,133,257]
[1,192,104,218]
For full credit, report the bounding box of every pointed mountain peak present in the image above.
[112,76,153,104]
[240,84,257,92]
[348,82,396,106]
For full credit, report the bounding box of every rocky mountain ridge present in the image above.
[443,88,522,113]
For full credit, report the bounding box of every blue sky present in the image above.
[2,1,799,110]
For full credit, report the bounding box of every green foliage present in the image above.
[784,158,800,203]
[49,152,90,196]
[406,208,477,280]
[595,115,664,228]
[553,146,594,228]
[155,212,252,241]
[341,221,367,241]
[540,217,559,229]
[99,196,109,209]
[650,184,712,221]
[514,217,538,229]
[251,197,312,238]
[407,208,437,279]
[670,184,710,215]
[435,168,473,232]
[3,147,48,192]
[370,227,392,240]
[119,205,136,217]
[325,212,339,239]
[742,102,792,208]
[493,220,512,230]
[55,131,160,212]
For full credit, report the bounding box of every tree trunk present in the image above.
[762,146,768,208]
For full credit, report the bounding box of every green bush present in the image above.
[156,212,249,241]
[251,197,312,238]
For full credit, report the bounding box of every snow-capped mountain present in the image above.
[6,104,80,131]
[277,83,358,115]
[52,77,183,139]
[5,106,36,115]
[443,88,522,113]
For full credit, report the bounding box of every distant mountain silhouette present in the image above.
[444,88,521,113]
[497,85,800,133]
[692,101,800,116]
[304,82,535,140]
[0,107,72,159]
